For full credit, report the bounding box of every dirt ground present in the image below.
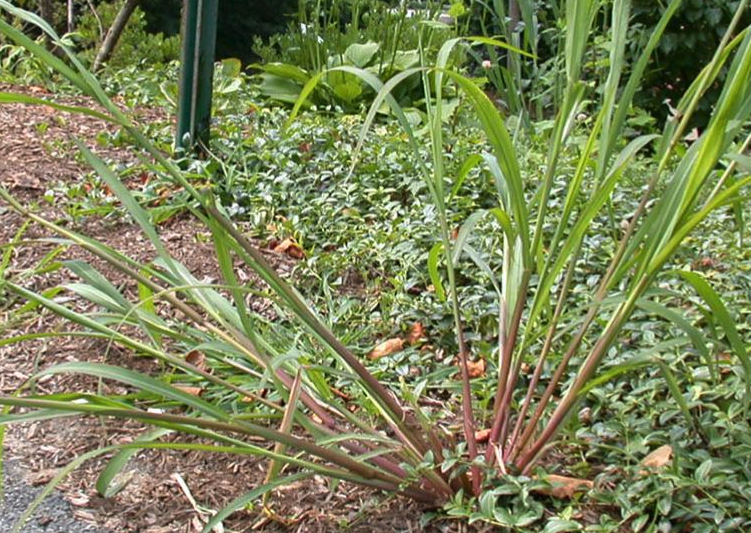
[0,84,495,533]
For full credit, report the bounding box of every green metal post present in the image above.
[176,0,219,154]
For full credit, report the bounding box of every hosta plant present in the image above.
[1,0,751,531]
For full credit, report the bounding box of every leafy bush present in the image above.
[140,0,300,65]
[630,0,751,126]
[252,0,460,111]
[75,1,180,68]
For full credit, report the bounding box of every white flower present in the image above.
[482,60,492,69]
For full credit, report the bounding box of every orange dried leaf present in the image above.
[174,386,203,397]
[331,387,352,401]
[640,445,672,472]
[466,358,486,378]
[185,350,206,371]
[406,322,426,345]
[368,338,404,360]
[537,475,593,499]
[475,429,491,443]
[274,238,306,259]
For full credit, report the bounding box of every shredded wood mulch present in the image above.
[0,84,498,533]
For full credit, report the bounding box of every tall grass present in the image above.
[1,0,750,530]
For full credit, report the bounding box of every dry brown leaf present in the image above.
[331,387,352,401]
[174,386,203,397]
[29,469,58,486]
[69,494,91,507]
[466,358,486,378]
[536,474,594,499]
[368,338,404,360]
[474,429,491,443]
[185,350,206,371]
[640,444,673,473]
[274,238,305,259]
[406,322,426,345]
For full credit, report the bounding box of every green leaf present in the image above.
[543,518,583,533]
[220,58,242,78]
[676,270,751,404]
[97,428,172,497]
[201,473,312,533]
[34,362,229,421]
[344,42,380,68]
[331,80,363,102]
[255,62,310,83]
[0,92,114,123]
[258,74,304,104]
[428,242,446,301]
[695,459,713,483]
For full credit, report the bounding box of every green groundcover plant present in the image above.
[1,0,751,531]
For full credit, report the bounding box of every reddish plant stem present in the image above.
[454,304,482,494]
[484,272,530,465]
[516,278,649,471]
[505,255,578,460]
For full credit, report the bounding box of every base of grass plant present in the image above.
[1,0,751,530]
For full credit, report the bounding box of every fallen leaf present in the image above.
[331,387,352,401]
[475,429,491,443]
[536,474,593,499]
[466,358,486,378]
[69,494,90,507]
[406,322,426,344]
[640,444,672,473]
[185,350,206,371]
[274,238,306,259]
[29,469,58,486]
[684,127,700,142]
[368,338,404,360]
[174,386,203,397]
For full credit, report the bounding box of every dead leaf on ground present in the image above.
[368,338,404,360]
[406,322,426,345]
[274,238,306,259]
[466,358,486,378]
[29,468,58,486]
[185,350,206,371]
[331,387,352,401]
[474,429,491,443]
[535,474,593,499]
[640,444,672,474]
[173,385,203,397]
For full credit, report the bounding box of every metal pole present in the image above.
[176,0,219,155]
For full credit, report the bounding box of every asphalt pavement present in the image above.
[0,460,110,533]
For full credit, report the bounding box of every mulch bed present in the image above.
[0,84,491,533]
